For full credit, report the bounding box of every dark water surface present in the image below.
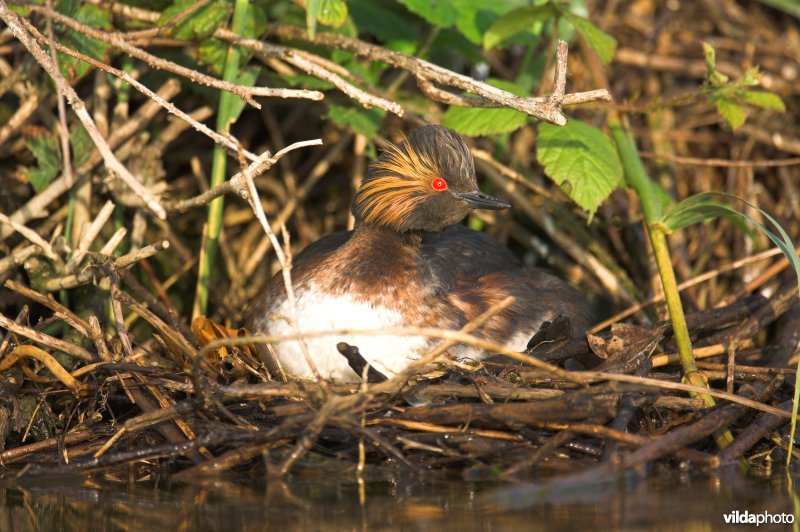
[0,467,796,531]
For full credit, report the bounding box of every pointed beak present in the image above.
[452,190,511,210]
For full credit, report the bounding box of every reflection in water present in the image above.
[0,468,796,531]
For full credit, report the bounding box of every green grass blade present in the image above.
[662,191,800,464]
[193,0,250,319]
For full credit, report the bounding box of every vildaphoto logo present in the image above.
[723,510,795,526]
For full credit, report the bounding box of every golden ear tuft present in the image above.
[353,134,443,230]
[371,134,440,184]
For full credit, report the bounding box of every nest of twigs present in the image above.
[0,0,799,502]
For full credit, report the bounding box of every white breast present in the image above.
[259,285,434,382]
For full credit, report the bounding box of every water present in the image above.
[0,467,796,531]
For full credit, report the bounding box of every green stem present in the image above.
[193,0,249,319]
[610,120,733,449]
[60,191,76,337]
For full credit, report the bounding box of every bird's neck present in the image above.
[310,223,427,299]
[351,223,423,250]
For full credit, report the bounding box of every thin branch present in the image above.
[109,277,135,359]
[590,245,800,332]
[15,14,261,164]
[239,134,353,282]
[639,151,800,168]
[417,76,608,109]
[269,27,612,124]
[208,31,403,115]
[276,49,402,116]
[166,139,322,212]
[88,315,112,362]
[44,0,73,188]
[0,88,38,148]
[42,240,170,292]
[5,280,91,337]
[239,142,328,387]
[0,312,94,361]
[548,40,568,104]
[0,3,167,218]
[0,245,40,279]
[0,213,60,262]
[65,200,115,271]
[22,1,324,105]
[98,227,128,256]
[0,81,190,245]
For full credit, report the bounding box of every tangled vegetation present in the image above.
[0,0,798,509]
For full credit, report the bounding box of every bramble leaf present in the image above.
[56,4,111,80]
[443,107,527,136]
[70,124,92,168]
[442,79,527,136]
[326,104,385,139]
[198,37,228,75]
[318,0,348,28]
[560,11,616,63]
[397,0,458,28]
[349,0,420,51]
[158,0,232,40]
[483,5,554,50]
[537,120,623,220]
[451,0,530,45]
[24,134,61,192]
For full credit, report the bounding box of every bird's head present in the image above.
[352,125,511,233]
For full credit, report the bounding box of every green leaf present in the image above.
[57,0,80,17]
[652,179,676,213]
[349,0,420,45]
[659,196,800,355]
[72,4,112,31]
[397,0,459,28]
[756,0,800,18]
[483,5,554,50]
[452,0,530,45]
[364,141,377,160]
[442,79,528,137]
[443,107,527,136]
[739,90,786,111]
[69,124,92,168]
[712,94,745,131]
[198,37,228,75]
[318,0,348,28]
[537,120,624,220]
[560,11,616,63]
[158,0,232,40]
[56,4,111,80]
[326,104,385,139]
[659,196,734,232]
[24,134,61,192]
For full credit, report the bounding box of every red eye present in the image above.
[431,177,448,191]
